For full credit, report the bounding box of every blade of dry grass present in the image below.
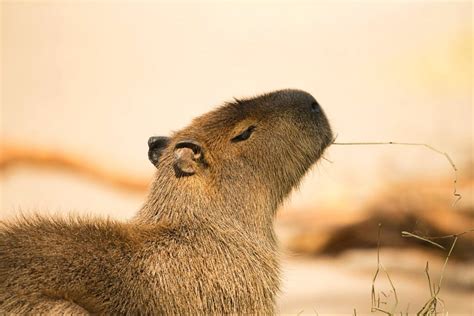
[401,231,445,250]
[331,141,462,206]
[371,224,398,315]
[402,231,464,315]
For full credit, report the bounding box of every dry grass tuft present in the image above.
[371,226,472,315]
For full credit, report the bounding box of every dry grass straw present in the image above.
[333,138,471,315]
[332,139,462,206]
[371,225,472,315]
[371,224,398,315]
[403,229,474,315]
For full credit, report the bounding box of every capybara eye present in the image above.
[231,126,256,142]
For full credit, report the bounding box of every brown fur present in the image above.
[0,89,332,314]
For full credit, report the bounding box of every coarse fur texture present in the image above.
[0,89,333,315]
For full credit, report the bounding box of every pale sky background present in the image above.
[1,0,472,218]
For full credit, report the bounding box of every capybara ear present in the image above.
[148,136,170,167]
[173,140,203,175]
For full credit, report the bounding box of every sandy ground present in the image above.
[278,250,473,315]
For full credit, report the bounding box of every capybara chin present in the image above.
[0,89,333,315]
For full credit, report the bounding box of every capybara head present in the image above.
[147,89,332,219]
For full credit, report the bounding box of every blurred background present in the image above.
[1,0,472,314]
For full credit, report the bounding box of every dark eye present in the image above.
[231,126,256,142]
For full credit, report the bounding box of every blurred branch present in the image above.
[0,142,150,194]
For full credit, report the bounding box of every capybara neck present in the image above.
[135,160,277,241]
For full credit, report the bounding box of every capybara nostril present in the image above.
[310,101,320,113]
